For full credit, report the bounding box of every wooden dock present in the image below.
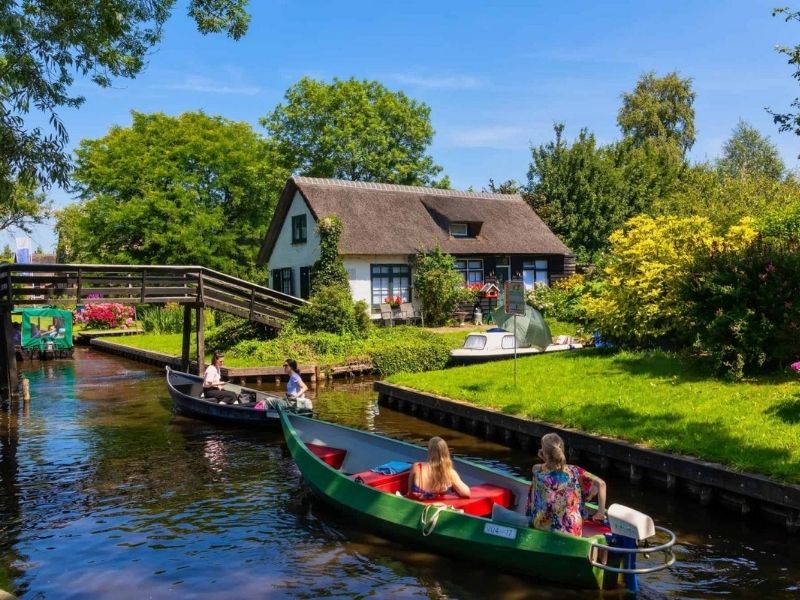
[89,338,375,383]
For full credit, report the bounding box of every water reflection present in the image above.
[0,351,796,598]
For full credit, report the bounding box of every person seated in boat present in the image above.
[284,359,310,409]
[407,436,471,500]
[527,433,606,536]
[203,351,238,404]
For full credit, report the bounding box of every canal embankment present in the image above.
[376,381,800,531]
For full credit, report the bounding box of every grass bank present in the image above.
[387,349,800,483]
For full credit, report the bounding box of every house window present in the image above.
[450,223,469,237]
[291,215,307,244]
[522,260,548,290]
[370,264,410,307]
[272,267,294,295]
[455,259,483,286]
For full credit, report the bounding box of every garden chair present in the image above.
[399,302,420,325]
[411,300,424,326]
[379,303,395,327]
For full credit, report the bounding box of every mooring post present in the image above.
[181,305,192,372]
[0,309,19,402]
[195,305,205,376]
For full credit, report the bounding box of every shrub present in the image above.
[75,303,136,329]
[680,236,800,378]
[311,215,349,292]
[413,246,463,326]
[365,328,451,375]
[206,318,275,351]
[583,215,757,347]
[526,274,586,322]
[292,284,370,336]
[138,304,216,334]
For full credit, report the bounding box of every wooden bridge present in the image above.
[0,263,307,400]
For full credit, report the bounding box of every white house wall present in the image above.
[343,255,410,315]
[269,191,320,294]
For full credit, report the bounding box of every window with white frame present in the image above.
[455,259,483,286]
[522,259,548,289]
[370,264,410,307]
[450,223,469,237]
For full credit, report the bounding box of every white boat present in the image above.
[449,328,584,365]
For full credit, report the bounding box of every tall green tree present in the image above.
[0,0,250,204]
[769,7,800,142]
[55,111,285,277]
[527,125,621,261]
[617,71,696,154]
[261,77,446,186]
[716,120,785,179]
[0,177,50,234]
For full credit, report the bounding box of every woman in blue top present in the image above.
[284,359,309,404]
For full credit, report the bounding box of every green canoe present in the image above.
[280,412,676,591]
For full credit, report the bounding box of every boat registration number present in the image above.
[484,523,517,540]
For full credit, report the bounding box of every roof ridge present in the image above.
[291,176,523,201]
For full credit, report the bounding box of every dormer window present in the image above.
[450,223,469,237]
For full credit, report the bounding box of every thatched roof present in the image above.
[257,177,571,264]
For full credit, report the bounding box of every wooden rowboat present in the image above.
[166,366,308,428]
[280,411,676,591]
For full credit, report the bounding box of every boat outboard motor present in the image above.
[589,503,676,593]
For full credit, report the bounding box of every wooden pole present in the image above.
[195,305,205,376]
[0,310,19,402]
[181,304,192,372]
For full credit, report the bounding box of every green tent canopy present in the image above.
[492,293,552,350]
[13,307,73,351]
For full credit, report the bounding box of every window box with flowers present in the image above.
[384,296,405,310]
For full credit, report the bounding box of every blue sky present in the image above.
[12,0,800,252]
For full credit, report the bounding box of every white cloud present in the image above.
[389,73,483,90]
[167,74,260,95]
[442,126,529,149]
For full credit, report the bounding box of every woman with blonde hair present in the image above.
[527,433,607,536]
[408,437,471,499]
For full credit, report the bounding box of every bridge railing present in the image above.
[0,263,306,328]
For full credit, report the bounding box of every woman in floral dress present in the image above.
[527,433,607,536]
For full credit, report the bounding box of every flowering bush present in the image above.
[75,303,136,330]
[526,275,587,322]
[383,296,405,309]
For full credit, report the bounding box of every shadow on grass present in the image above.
[506,402,793,479]
[765,394,800,425]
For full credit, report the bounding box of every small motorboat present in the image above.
[166,366,310,428]
[280,412,676,592]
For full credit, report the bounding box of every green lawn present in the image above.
[388,349,800,483]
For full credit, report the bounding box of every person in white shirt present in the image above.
[203,351,238,404]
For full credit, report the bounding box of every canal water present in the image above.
[0,348,798,599]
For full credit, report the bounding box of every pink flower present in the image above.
[791,361,800,373]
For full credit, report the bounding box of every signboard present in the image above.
[504,280,526,316]
[484,522,517,540]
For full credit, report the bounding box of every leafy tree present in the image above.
[0,177,50,234]
[484,179,522,194]
[310,215,349,292]
[1,245,12,262]
[412,246,463,326]
[617,71,696,154]
[262,77,446,186]
[527,124,631,262]
[0,0,251,203]
[769,7,800,142]
[55,111,285,277]
[716,120,785,179]
[583,215,758,348]
[654,165,800,231]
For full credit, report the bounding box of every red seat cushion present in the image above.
[306,443,347,469]
[581,519,612,538]
[353,469,411,495]
[417,483,513,517]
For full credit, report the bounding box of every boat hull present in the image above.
[166,367,285,428]
[280,412,609,589]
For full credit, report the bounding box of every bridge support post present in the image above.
[195,305,205,376]
[0,309,19,403]
[181,305,192,372]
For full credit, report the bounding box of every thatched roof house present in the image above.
[258,177,574,309]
